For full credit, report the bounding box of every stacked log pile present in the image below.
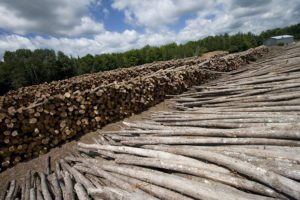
[0,56,208,109]
[3,44,300,199]
[0,47,268,172]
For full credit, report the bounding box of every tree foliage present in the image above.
[0,23,299,95]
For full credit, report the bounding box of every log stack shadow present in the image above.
[0,46,268,172]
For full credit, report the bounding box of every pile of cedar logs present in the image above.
[0,46,268,171]
[2,43,300,200]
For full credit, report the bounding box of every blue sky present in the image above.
[0,0,299,58]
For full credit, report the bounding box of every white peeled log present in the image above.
[218,150,300,180]
[24,171,32,200]
[173,173,277,200]
[115,156,284,199]
[85,159,259,200]
[120,136,300,146]
[114,173,193,200]
[48,172,62,200]
[195,146,300,164]
[88,187,149,200]
[29,188,36,200]
[144,145,300,199]
[39,172,52,200]
[86,164,159,200]
[5,180,16,200]
[59,159,94,189]
[77,143,229,174]
[74,183,90,200]
[84,174,105,189]
[107,126,300,140]
[62,171,75,200]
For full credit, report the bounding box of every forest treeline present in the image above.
[0,23,299,95]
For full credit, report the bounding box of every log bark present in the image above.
[29,188,36,200]
[114,173,193,200]
[120,136,300,146]
[50,172,62,200]
[60,159,94,189]
[86,164,158,200]
[39,172,52,200]
[77,143,229,173]
[24,171,32,200]
[115,156,284,198]
[74,183,90,200]
[62,171,75,200]
[4,180,16,200]
[86,159,265,200]
[144,145,300,199]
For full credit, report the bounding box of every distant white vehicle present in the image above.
[263,35,294,46]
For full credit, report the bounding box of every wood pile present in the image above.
[0,56,208,109]
[2,44,299,199]
[3,44,300,199]
[0,46,268,172]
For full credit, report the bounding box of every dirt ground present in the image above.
[0,100,174,194]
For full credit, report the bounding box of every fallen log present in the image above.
[120,136,300,146]
[173,173,277,200]
[85,159,260,200]
[114,173,193,200]
[86,164,158,200]
[29,188,36,200]
[77,143,229,173]
[39,172,52,200]
[111,127,300,139]
[194,146,300,163]
[114,156,284,198]
[59,159,94,189]
[4,180,16,200]
[25,171,32,200]
[74,183,90,200]
[62,171,75,200]
[88,187,149,200]
[218,150,300,180]
[49,172,62,200]
[144,145,300,199]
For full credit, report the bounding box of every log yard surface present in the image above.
[1,43,300,199]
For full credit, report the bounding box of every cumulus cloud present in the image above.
[111,0,211,30]
[0,0,104,36]
[176,0,300,41]
[231,0,272,8]
[0,30,178,59]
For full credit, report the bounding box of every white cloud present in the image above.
[175,0,300,41]
[0,6,36,35]
[111,0,300,35]
[0,35,36,51]
[112,0,210,30]
[57,17,104,36]
[0,30,176,59]
[0,0,104,36]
